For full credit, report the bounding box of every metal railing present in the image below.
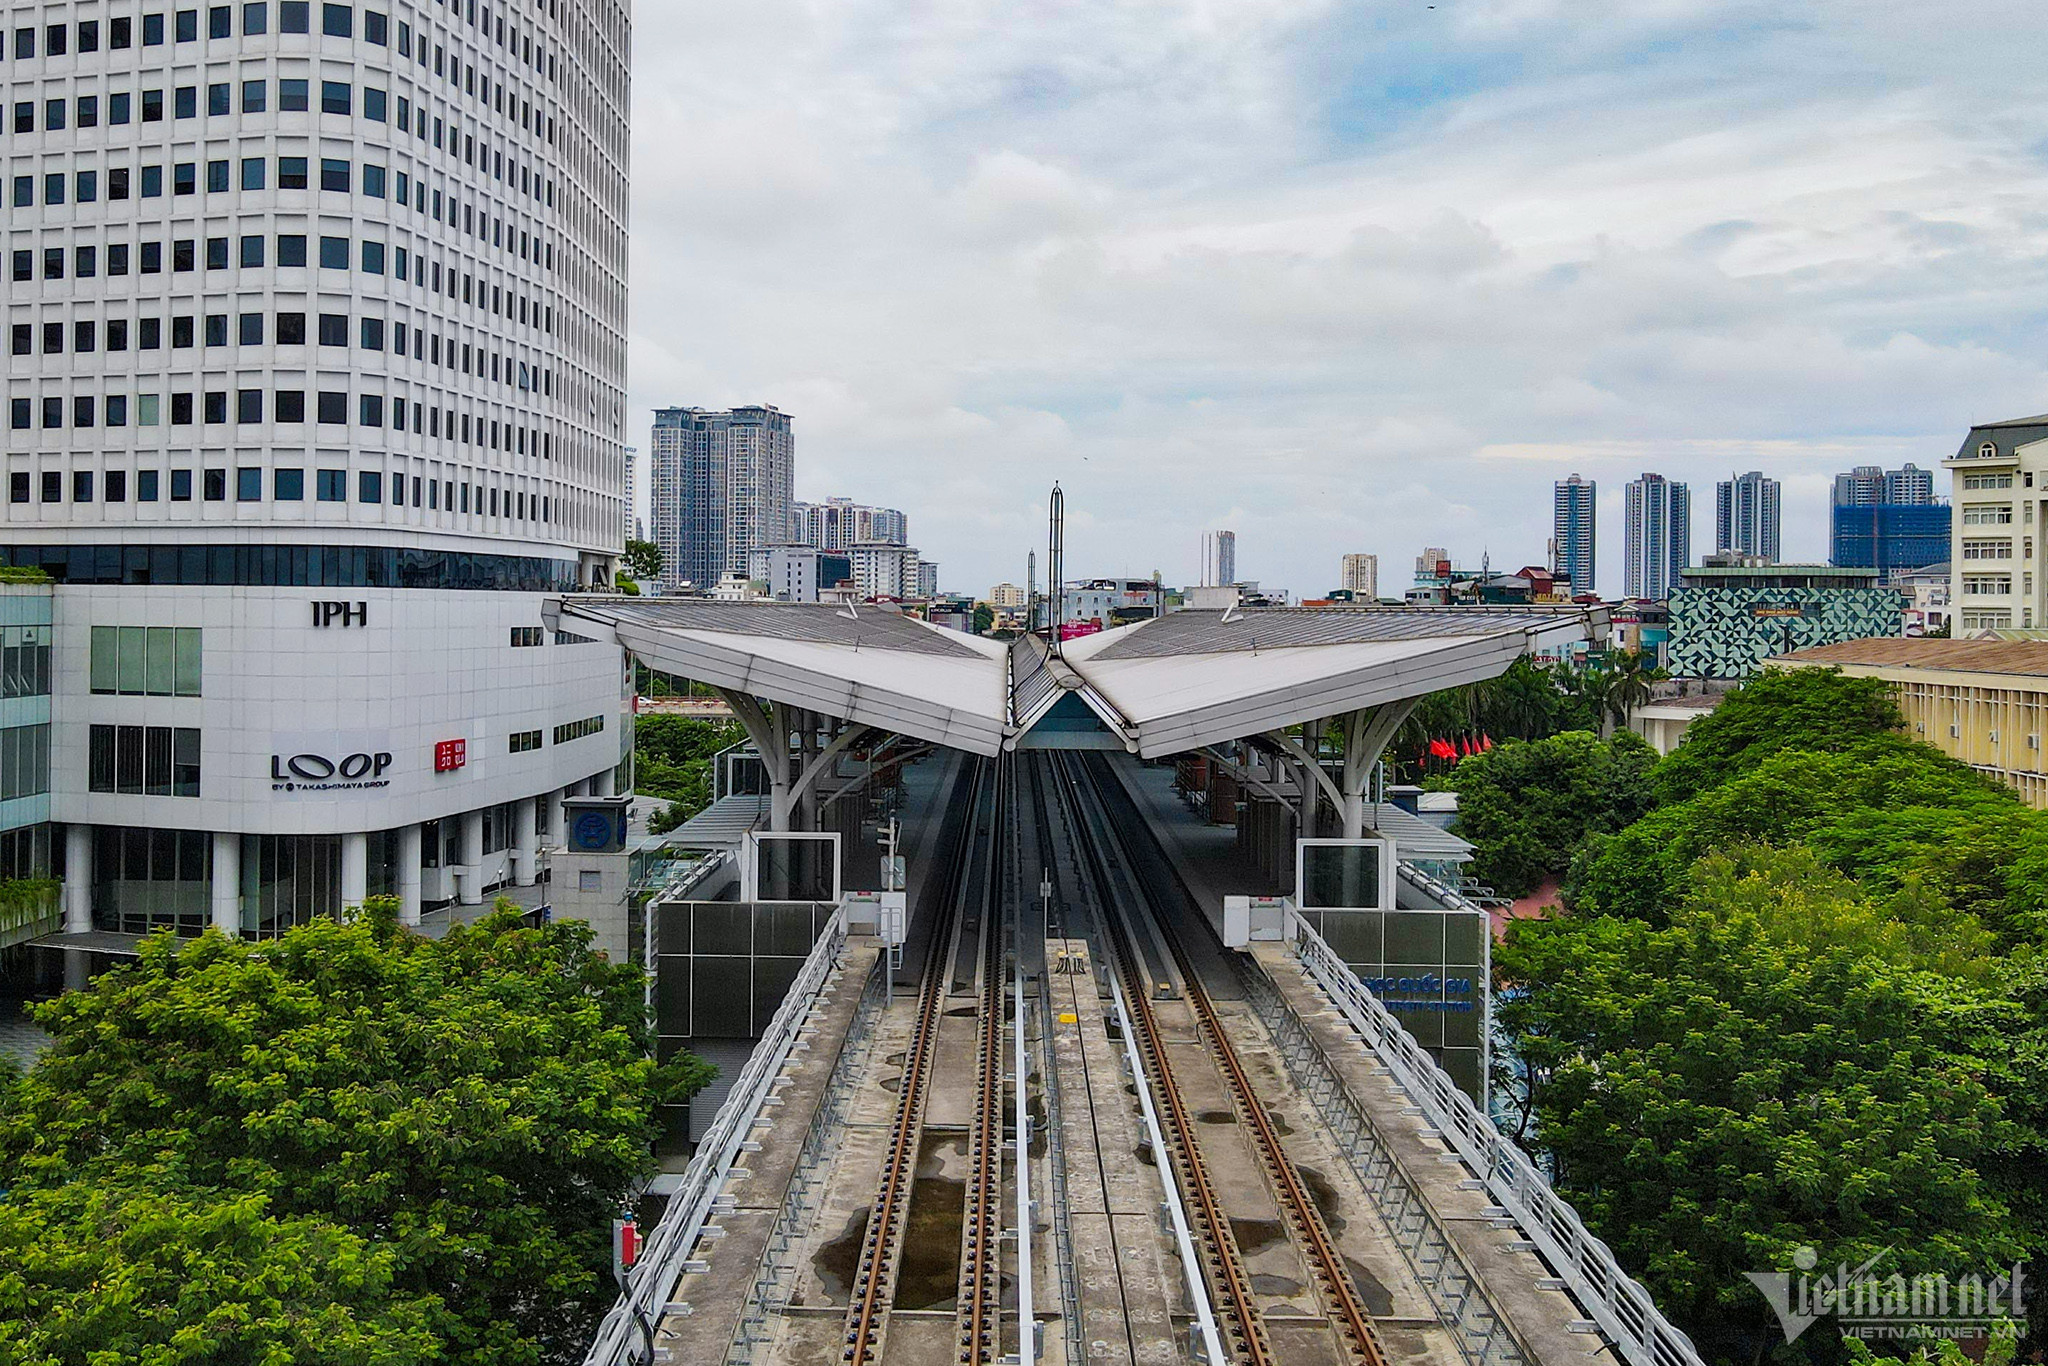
[585,906,851,1366]
[1240,954,1526,1366]
[725,955,891,1365]
[1283,907,1706,1366]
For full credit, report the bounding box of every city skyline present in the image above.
[624,5,2046,603]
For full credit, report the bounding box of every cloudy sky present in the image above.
[625,1,2048,600]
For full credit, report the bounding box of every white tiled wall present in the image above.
[51,583,625,836]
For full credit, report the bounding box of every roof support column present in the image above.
[1337,700,1422,840]
[784,721,879,832]
[1298,720,1324,841]
[714,687,791,833]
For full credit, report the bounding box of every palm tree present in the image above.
[1600,650,1665,732]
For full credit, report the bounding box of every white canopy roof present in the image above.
[546,599,1603,758]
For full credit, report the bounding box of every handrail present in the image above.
[1284,906,1705,1366]
[585,906,849,1366]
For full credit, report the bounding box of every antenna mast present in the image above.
[1048,484,1065,655]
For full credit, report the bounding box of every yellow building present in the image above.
[1773,638,2048,807]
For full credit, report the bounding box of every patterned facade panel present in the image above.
[1667,587,1903,679]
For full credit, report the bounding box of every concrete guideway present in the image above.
[600,751,1699,1366]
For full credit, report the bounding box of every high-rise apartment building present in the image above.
[792,498,906,551]
[1339,553,1379,599]
[4,0,634,948]
[1830,462,1946,585]
[1623,474,1691,600]
[1552,474,1596,592]
[648,405,794,592]
[1201,530,1237,587]
[1715,471,1781,562]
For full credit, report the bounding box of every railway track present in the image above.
[956,758,1011,1365]
[1050,751,1392,1366]
[842,757,993,1366]
[840,755,1015,1366]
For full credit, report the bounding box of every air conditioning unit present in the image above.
[1949,723,1961,738]
[2029,734,2041,751]
[1989,729,2000,743]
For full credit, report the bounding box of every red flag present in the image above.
[1481,734,1495,750]
[1430,738,1456,760]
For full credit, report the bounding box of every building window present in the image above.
[508,729,541,752]
[1962,505,2014,526]
[552,714,606,745]
[316,469,346,501]
[88,724,202,796]
[1963,472,2015,491]
[1962,539,2015,561]
[509,626,544,647]
[275,468,304,500]
[0,627,51,698]
[0,722,50,801]
[358,471,381,503]
[90,626,203,696]
[1962,576,2013,596]
[1980,442,1999,458]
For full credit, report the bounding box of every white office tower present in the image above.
[1714,470,1781,561]
[792,497,905,551]
[1623,473,1691,600]
[7,0,634,941]
[1201,529,1236,586]
[649,405,793,592]
[1340,552,1378,599]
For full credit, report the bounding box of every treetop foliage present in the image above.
[1651,668,1904,804]
[1473,665,2048,1361]
[0,900,709,1365]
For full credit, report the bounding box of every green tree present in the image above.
[0,903,711,1365]
[613,570,641,596]
[621,539,662,581]
[1654,668,1903,804]
[972,603,994,635]
[1429,730,1657,898]
[0,1179,446,1365]
[636,715,743,831]
[1567,740,2010,924]
[1499,881,2027,1363]
[1599,649,1666,730]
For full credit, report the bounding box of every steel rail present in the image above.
[1050,752,1273,1366]
[958,756,1011,1365]
[841,758,986,1366]
[1070,752,1392,1366]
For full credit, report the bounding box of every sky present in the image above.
[624,1,2048,601]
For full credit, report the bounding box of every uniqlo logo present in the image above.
[434,739,466,773]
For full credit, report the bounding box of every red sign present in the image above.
[1057,619,1104,642]
[434,739,466,773]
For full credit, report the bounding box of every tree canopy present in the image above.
[1478,667,2048,1360]
[1428,729,1657,897]
[1650,668,1904,804]
[0,901,710,1365]
[636,714,744,834]
[621,539,662,582]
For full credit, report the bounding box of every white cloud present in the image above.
[625,0,2048,600]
